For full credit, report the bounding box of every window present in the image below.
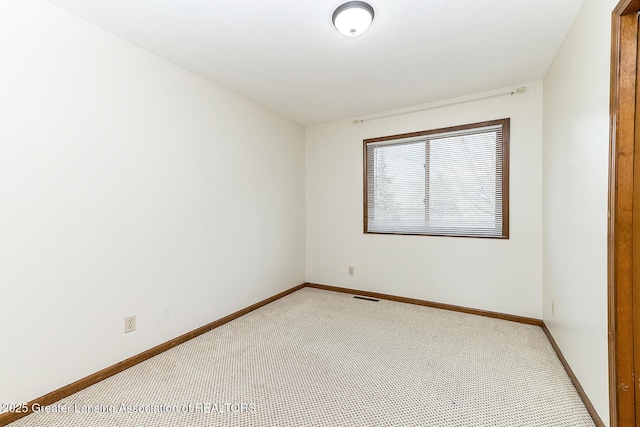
[364,118,509,238]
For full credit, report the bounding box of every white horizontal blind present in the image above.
[366,122,506,238]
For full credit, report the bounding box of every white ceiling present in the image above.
[44,0,584,125]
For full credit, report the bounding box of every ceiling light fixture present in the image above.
[332,1,375,37]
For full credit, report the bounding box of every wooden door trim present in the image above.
[610,1,640,426]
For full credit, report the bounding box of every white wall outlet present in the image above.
[124,315,136,333]
[348,266,354,276]
[551,302,555,317]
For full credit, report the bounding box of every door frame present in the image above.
[610,1,640,426]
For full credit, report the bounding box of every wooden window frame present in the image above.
[363,118,510,239]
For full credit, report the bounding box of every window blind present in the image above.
[364,119,509,238]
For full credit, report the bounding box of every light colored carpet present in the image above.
[9,287,595,426]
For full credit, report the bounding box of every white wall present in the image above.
[542,0,616,423]
[306,81,543,318]
[0,0,305,408]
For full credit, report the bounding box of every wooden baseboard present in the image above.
[305,282,543,326]
[541,323,605,427]
[0,283,306,427]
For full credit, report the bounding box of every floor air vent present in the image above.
[353,296,379,302]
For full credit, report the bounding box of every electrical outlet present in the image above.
[551,302,555,317]
[124,315,136,333]
[348,266,354,276]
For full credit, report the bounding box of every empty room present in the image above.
[0,0,629,426]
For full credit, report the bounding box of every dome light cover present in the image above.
[332,2,375,37]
